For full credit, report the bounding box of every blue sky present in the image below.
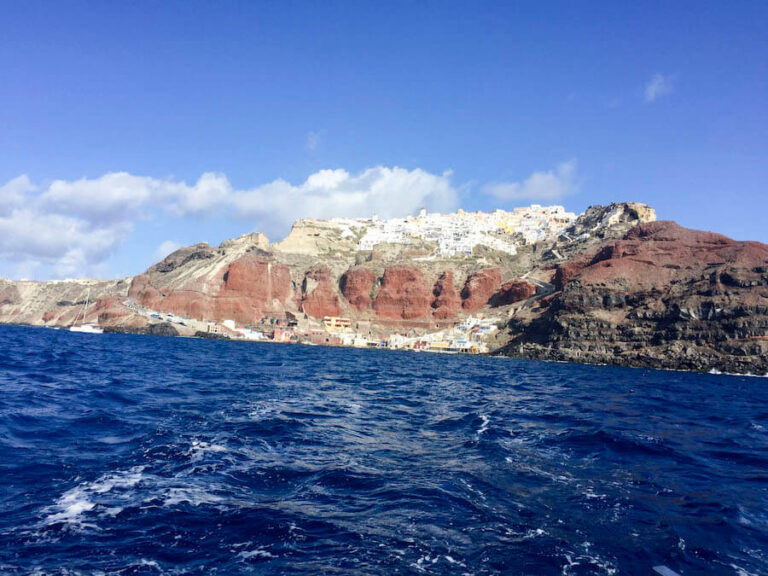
[1,1,766,279]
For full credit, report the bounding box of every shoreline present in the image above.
[4,322,766,379]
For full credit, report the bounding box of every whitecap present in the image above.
[44,487,95,526]
[729,564,758,576]
[162,487,223,507]
[477,414,490,435]
[187,440,230,462]
[239,547,277,560]
[42,466,147,528]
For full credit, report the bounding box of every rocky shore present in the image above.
[497,221,768,375]
[1,202,765,375]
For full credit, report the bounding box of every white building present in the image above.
[351,205,576,256]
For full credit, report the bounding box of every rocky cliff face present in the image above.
[491,280,537,307]
[500,221,768,374]
[340,267,376,312]
[300,266,342,318]
[372,266,432,320]
[461,268,502,312]
[431,272,461,319]
[2,202,765,375]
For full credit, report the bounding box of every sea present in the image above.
[0,325,766,575]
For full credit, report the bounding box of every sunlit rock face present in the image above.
[502,220,768,374]
[300,266,342,318]
[373,266,432,321]
[340,267,377,313]
[461,268,502,312]
[6,203,766,374]
[431,271,461,320]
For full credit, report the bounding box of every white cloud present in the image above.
[0,208,130,277]
[0,166,458,279]
[39,171,232,221]
[162,173,232,216]
[644,73,674,102]
[0,175,36,216]
[153,240,182,261]
[41,173,153,222]
[231,166,458,236]
[484,161,578,203]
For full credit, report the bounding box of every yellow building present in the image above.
[323,316,352,331]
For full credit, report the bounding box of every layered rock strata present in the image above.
[2,203,765,374]
[499,221,768,374]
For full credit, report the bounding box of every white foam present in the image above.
[44,488,95,525]
[239,547,277,559]
[42,466,146,528]
[584,489,606,500]
[729,565,758,576]
[162,487,223,507]
[561,551,617,576]
[477,414,490,435]
[188,440,230,462]
[90,467,145,493]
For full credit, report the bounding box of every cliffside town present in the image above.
[1,202,766,375]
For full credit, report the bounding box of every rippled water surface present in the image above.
[1,325,766,575]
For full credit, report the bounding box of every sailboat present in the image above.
[69,287,104,334]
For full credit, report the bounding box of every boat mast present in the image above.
[73,287,90,327]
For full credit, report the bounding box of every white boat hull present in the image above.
[70,324,104,334]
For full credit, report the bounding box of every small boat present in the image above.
[69,287,104,334]
[70,323,104,334]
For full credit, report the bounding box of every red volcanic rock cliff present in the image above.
[340,267,376,312]
[503,221,768,374]
[2,202,766,375]
[373,265,432,320]
[461,268,502,312]
[431,271,461,319]
[492,280,537,306]
[300,266,342,318]
[129,255,294,324]
[556,221,768,292]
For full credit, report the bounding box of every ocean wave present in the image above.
[0,325,766,575]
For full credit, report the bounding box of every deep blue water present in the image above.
[0,326,766,575]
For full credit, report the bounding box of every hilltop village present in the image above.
[1,203,591,354]
[3,200,766,375]
[114,205,579,353]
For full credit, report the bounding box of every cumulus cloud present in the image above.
[39,172,232,221]
[0,208,131,278]
[232,166,458,236]
[644,73,674,102]
[0,175,35,216]
[0,166,458,279]
[484,161,578,203]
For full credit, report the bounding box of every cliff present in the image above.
[499,221,768,374]
[1,202,765,375]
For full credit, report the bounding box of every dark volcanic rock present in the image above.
[147,323,179,337]
[498,221,768,374]
[104,322,179,337]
